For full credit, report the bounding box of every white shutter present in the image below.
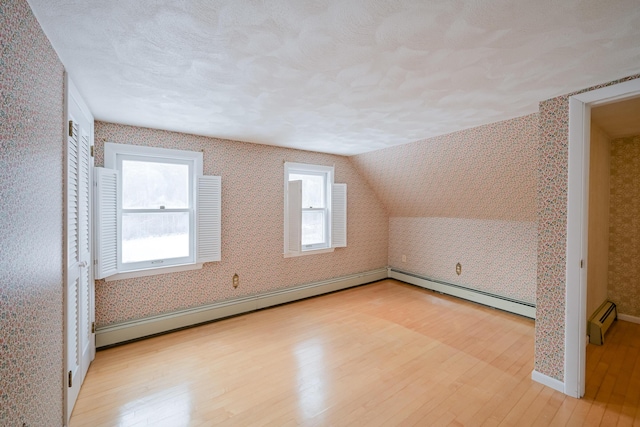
[332,183,347,248]
[94,167,118,279]
[287,180,302,254]
[196,175,221,263]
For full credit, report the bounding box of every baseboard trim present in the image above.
[531,370,565,393]
[388,268,536,319]
[96,268,388,348]
[618,313,640,324]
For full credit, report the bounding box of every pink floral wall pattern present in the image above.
[352,114,539,304]
[389,218,537,303]
[351,114,539,222]
[608,135,640,317]
[535,74,640,381]
[0,0,65,424]
[3,0,640,411]
[94,122,389,327]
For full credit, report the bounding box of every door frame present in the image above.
[565,78,640,398]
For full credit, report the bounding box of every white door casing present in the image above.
[64,74,95,424]
[565,78,640,398]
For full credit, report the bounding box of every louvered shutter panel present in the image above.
[196,176,221,263]
[67,120,80,266]
[94,167,118,279]
[332,183,347,248]
[287,180,302,254]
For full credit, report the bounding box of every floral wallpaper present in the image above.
[608,135,640,317]
[352,114,538,304]
[0,0,65,425]
[94,122,389,326]
[3,1,638,413]
[389,218,537,303]
[535,74,640,381]
[351,114,538,222]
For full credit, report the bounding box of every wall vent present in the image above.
[588,301,617,345]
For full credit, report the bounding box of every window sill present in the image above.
[103,263,203,282]
[283,247,334,258]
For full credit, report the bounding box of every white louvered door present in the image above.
[65,76,95,424]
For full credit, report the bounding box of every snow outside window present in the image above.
[95,143,220,280]
[284,162,347,258]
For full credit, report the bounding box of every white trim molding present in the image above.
[618,314,640,324]
[97,267,541,348]
[388,268,536,319]
[531,370,565,394]
[565,77,640,399]
[96,268,387,347]
[104,263,203,281]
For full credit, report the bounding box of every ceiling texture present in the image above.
[28,0,640,155]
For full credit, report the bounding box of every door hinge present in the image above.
[68,120,73,137]
[90,145,94,157]
[91,322,96,334]
[68,370,72,388]
[580,259,584,268]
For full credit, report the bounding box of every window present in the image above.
[119,155,193,269]
[95,143,221,280]
[284,162,347,257]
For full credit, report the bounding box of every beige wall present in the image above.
[608,134,640,317]
[94,122,389,326]
[0,0,66,424]
[586,123,611,319]
[352,114,538,303]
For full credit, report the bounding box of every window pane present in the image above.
[290,173,325,208]
[301,211,325,246]
[122,160,189,209]
[122,212,189,263]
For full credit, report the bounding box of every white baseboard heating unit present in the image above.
[388,268,536,319]
[588,300,617,346]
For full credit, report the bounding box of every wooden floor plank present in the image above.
[548,395,578,426]
[69,280,640,427]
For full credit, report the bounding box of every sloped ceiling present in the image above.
[351,114,539,221]
[28,0,640,155]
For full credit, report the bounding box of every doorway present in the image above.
[585,96,640,393]
[565,78,640,398]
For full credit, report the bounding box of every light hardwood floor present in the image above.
[70,279,640,426]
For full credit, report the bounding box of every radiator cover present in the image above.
[588,301,617,346]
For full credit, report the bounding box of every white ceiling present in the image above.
[28,0,640,155]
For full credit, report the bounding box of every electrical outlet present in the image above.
[402,255,407,263]
[232,273,239,288]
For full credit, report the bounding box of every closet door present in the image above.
[65,75,95,424]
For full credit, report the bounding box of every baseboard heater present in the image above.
[388,268,536,319]
[588,300,617,345]
[96,268,388,348]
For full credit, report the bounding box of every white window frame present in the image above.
[116,153,196,271]
[284,162,346,257]
[99,143,219,280]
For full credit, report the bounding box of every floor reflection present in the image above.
[294,338,326,420]
[117,384,191,426]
